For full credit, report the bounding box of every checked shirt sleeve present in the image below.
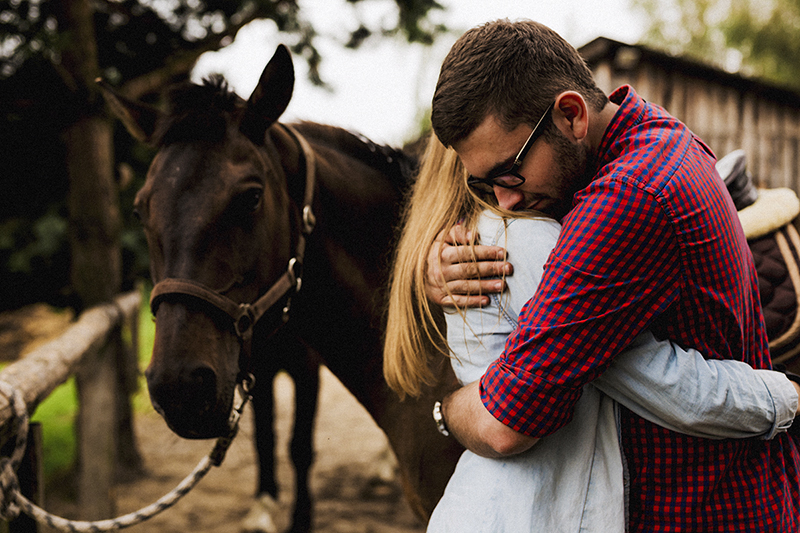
[481,178,682,438]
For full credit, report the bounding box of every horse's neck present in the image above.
[295,164,403,409]
[269,124,411,408]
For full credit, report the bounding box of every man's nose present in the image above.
[493,186,524,211]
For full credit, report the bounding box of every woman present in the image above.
[384,135,798,532]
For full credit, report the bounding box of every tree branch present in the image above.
[119,7,267,100]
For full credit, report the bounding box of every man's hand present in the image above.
[425,225,513,307]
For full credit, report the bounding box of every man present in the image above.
[427,19,800,531]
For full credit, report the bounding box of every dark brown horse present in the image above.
[99,46,463,532]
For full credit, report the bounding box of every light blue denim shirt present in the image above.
[428,211,797,533]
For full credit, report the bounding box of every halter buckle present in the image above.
[287,257,303,292]
[303,205,316,234]
[234,304,255,339]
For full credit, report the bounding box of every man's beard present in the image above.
[546,131,596,220]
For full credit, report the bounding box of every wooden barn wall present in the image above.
[590,60,800,193]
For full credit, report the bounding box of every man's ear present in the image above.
[552,92,589,142]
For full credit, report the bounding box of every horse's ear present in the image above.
[240,44,294,144]
[96,78,163,144]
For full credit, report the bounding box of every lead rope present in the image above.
[0,376,253,532]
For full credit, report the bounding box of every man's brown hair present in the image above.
[431,19,608,147]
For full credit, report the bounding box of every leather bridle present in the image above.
[148,124,316,369]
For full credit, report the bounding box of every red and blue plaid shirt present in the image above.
[482,86,800,531]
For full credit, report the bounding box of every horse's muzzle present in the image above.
[146,362,233,439]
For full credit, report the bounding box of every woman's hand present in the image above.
[425,225,513,307]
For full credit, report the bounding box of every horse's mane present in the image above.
[153,76,418,190]
[154,75,244,147]
[293,122,418,192]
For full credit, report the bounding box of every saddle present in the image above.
[718,150,800,366]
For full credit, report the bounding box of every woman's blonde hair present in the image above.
[383,134,502,398]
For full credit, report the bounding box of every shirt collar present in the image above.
[593,85,647,173]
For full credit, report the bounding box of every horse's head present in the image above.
[100,46,301,438]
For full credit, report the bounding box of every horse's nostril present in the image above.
[151,400,165,417]
[190,366,217,390]
[188,366,218,416]
[147,364,218,415]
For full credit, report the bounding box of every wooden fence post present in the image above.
[76,332,119,519]
[115,293,142,479]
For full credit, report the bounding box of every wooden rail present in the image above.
[0,290,142,526]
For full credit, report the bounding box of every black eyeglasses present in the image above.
[467,102,554,194]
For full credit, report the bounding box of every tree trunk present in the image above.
[55,0,142,518]
[65,116,122,305]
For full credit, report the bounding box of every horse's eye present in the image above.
[234,188,263,215]
[132,209,142,222]
[246,189,262,212]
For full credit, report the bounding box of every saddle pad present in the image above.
[749,223,800,365]
[739,188,800,240]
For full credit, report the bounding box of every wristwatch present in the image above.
[433,400,450,436]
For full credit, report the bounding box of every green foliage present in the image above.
[0,0,61,78]
[724,0,800,86]
[633,0,724,54]
[0,209,72,310]
[2,209,67,275]
[392,0,446,45]
[1,0,446,84]
[632,0,800,89]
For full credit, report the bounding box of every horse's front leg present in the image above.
[242,331,302,533]
[242,361,286,533]
[242,334,320,533]
[287,346,320,533]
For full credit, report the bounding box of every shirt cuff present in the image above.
[481,359,582,437]
[755,369,798,439]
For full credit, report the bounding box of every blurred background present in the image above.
[3,0,798,313]
[191,0,646,147]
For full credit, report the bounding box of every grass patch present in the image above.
[132,292,156,412]
[30,379,77,482]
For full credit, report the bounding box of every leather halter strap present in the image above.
[149,124,317,349]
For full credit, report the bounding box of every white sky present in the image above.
[193,0,646,146]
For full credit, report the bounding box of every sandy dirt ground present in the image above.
[45,367,428,533]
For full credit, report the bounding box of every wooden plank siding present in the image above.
[580,37,800,194]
